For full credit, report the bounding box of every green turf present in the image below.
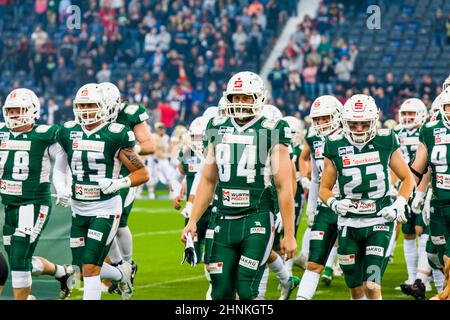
[65,198,438,300]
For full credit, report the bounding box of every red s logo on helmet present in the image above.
[10,92,17,98]
[354,100,364,111]
[81,89,89,96]
[234,79,243,89]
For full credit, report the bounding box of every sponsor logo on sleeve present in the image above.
[366,246,384,257]
[239,255,259,270]
[338,254,355,265]
[431,235,446,245]
[222,189,250,207]
[342,151,380,167]
[310,230,325,240]
[209,262,223,274]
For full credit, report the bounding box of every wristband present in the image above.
[326,197,336,208]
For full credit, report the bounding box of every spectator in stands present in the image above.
[1,38,15,73]
[96,62,111,83]
[302,59,318,99]
[316,4,331,34]
[157,100,179,134]
[364,74,379,96]
[148,47,165,75]
[307,46,322,67]
[383,72,398,102]
[318,57,335,96]
[15,35,30,73]
[419,73,437,101]
[232,24,248,51]
[46,98,59,125]
[144,27,159,58]
[159,26,171,52]
[53,57,71,96]
[374,86,391,121]
[348,74,361,93]
[446,13,450,45]
[31,25,48,51]
[432,9,446,50]
[334,54,352,88]
[286,65,302,114]
[268,60,287,102]
[398,73,416,98]
[318,34,332,57]
[310,29,321,49]
[248,0,264,16]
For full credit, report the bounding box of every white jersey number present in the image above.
[71,151,106,182]
[342,164,386,199]
[0,150,30,181]
[216,144,256,184]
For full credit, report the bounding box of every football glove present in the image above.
[411,191,426,214]
[300,177,311,191]
[377,196,408,223]
[181,232,197,267]
[97,177,131,194]
[54,189,72,207]
[181,202,193,219]
[327,198,352,216]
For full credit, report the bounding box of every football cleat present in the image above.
[321,266,334,286]
[56,264,75,299]
[118,261,134,300]
[278,276,300,300]
[400,279,426,300]
[131,260,138,285]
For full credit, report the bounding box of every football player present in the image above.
[0,88,75,300]
[181,71,297,300]
[319,94,414,300]
[56,83,149,300]
[409,87,450,300]
[296,95,343,300]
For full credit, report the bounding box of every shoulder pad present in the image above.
[425,120,439,128]
[212,116,227,126]
[64,121,77,128]
[35,124,51,133]
[307,128,316,138]
[108,123,125,133]
[393,124,402,132]
[328,132,343,141]
[0,123,6,129]
[261,118,280,130]
[377,129,391,136]
[124,104,139,115]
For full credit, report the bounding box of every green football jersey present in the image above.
[178,148,202,198]
[57,121,135,202]
[419,119,450,204]
[323,129,399,219]
[0,123,58,206]
[205,115,291,216]
[305,127,326,180]
[394,125,420,163]
[116,103,149,177]
[292,144,304,195]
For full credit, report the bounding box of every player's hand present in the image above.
[377,196,408,223]
[173,195,183,210]
[422,200,430,226]
[300,177,311,191]
[328,198,352,216]
[280,235,297,260]
[181,221,197,243]
[274,212,283,233]
[55,189,72,207]
[307,209,315,227]
[411,191,426,214]
[97,177,130,194]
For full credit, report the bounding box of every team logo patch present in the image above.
[214,226,221,233]
[366,246,384,257]
[218,126,234,135]
[239,255,259,270]
[338,146,354,156]
[373,225,390,232]
[250,227,266,234]
[433,128,446,136]
[435,174,450,190]
[338,254,355,265]
[70,237,85,248]
[87,229,103,241]
[0,180,23,195]
[431,235,446,245]
[209,262,223,274]
[70,131,83,140]
[222,189,250,207]
[342,151,380,167]
[310,231,325,240]
[353,100,364,111]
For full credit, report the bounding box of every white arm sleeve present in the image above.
[306,157,320,213]
[49,143,72,194]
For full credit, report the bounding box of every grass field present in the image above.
[62,195,438,300]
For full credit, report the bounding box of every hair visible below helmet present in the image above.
[309,95,342,137]
[202,106,219,119]
[342,94,379,146]
[283,116,302,145]
[398,98,427,129]
[3,88,40,129]
[99,82,121,122]
[73,83,107,126]
[223,71,266,119]
[439,87,450,126]
[188,116,209,154]
[261,104,282,121]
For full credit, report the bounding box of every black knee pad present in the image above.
[0,252,8,286]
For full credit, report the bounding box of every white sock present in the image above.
[386,232,397,257]
[285,258,294,277]
[100,263,122,281]
[404,239,418,284]
[351,295,367,300]
[301,227,311,258]
[107,238,123,265]
[117,227,133,263]
[417,234,431,281]
[269,254,290,284]
[54,264,66,278]
[83,275,102,300]
[296,270,320,300]
[432,268,445,293]
[31,257,44,276]
[325,247,338,268]
[258,266,270,299]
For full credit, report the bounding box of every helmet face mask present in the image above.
[73,84,107,126]
[309,95,342,138]
[3,88,40,129]
[344,120,377,144]
[312,115,335,137]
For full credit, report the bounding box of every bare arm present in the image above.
[291,159,297,195]
[416,169,430,193]
[118,146,150,187]
[133,122,155,155]
[319,157,337,204]
[299,141,311,178]
[389,148,415,200]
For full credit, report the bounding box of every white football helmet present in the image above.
[73,83,107,126]
[188,116,209,154]
[398,98,427,129]
[3,88,40,129]
[99,82,121,122]
[218,97,227,117]
[223,71,267,119]
[309,95,342,137]
[443,76,450,91]
[261,104,282,121]
[283,116,302,145]
[342,94,379,145]
[431,93,442,117]
[439,88,450,126]
[203,106,219,119]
